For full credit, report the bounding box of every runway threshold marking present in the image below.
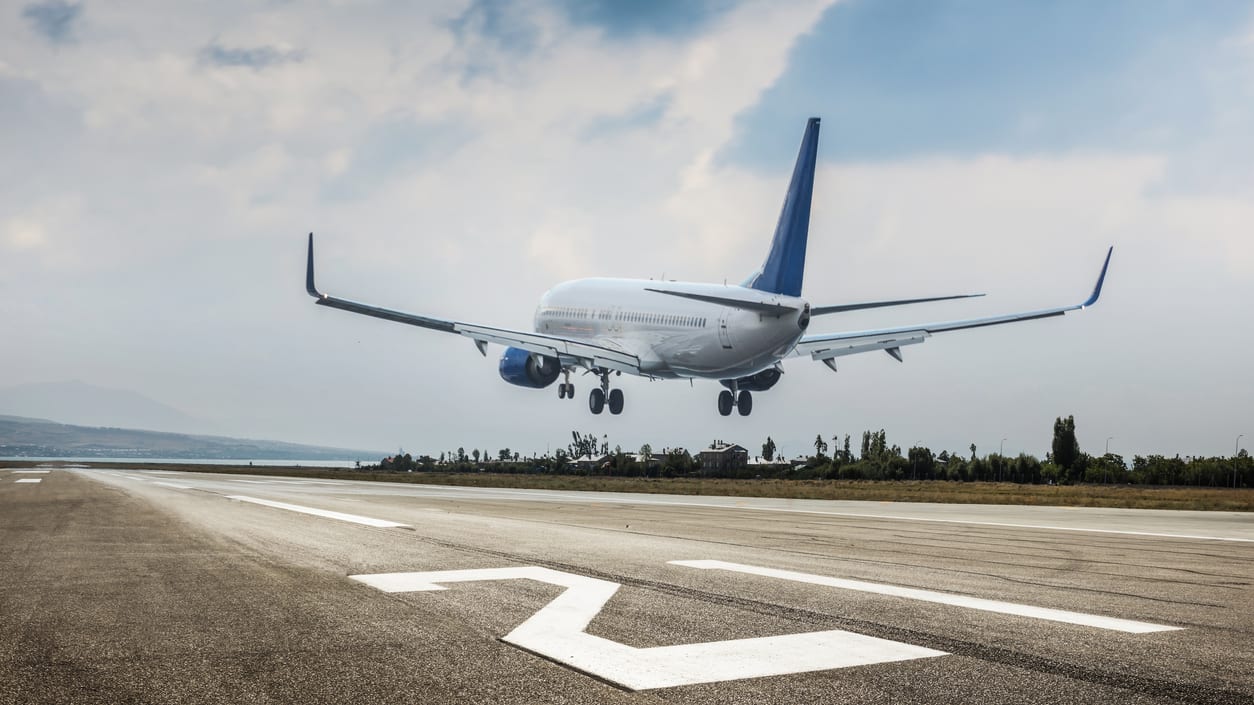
[226,495,408,528]
[350,566,945,690]
[12,470,50,474]
[15,478,43,484]
[672,560,1181,634]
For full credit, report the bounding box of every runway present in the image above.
[2,466,1251,704]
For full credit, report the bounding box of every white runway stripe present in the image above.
[351,565,946,690]
[15,478,43,484]
[672,560,1181,634]
[13,470,51,473]
[226,495,408,528]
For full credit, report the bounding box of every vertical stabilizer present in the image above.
[744,117,820,297]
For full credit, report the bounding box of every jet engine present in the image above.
[720,367,782,392]
[498,346,561,388]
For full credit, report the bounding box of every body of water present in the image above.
[0,457,363,468]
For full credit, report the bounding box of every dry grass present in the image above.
[8,460,1252,511]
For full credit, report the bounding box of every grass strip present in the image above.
[5,460,1252,511]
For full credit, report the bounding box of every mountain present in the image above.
[0,415,379,461]
[0,381,209,434]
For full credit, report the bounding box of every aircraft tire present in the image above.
[608,388,624,415]
[558,384,567,399]
[737,390,753,416]
[717,390,734,416]
[566,383,574,399]
[589,388,605,414]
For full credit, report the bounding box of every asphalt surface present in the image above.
[2,466,1251,704]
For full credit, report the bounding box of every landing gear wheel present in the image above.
[717,390,734,416]
[608,388,624,415]
[566,383,575,399]
[558,383,567,399]
[589,387,605,414]
[737,390,753,416]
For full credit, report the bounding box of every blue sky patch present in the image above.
[725,0,1253,169]
[21,0,81,44]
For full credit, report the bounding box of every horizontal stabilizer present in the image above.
[812,293,984,316]
[644,288,800,315]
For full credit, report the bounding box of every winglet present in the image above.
[1082,246,1113,308]
[306,233,324,299]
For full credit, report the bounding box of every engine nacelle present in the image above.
[498,346,561,389]
[720,367,782,392]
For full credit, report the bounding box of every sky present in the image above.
[3,0,1253,461]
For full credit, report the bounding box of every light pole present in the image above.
[1104,437,1114,484]
[998,438,1007,481]
[1236,434,1245,488]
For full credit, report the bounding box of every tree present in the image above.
[969,443,977,461]
[472,449,480,463]
[761,436,776,462]
[457,447,466,463]
[570,431,599,458]
[1051,416,1080,473]
[814,434,828,458]
[639,443,653,459]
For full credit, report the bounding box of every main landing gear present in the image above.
[588,370,624,415]
[717,384,753,417]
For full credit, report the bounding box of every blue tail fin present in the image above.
[744,117,820,297]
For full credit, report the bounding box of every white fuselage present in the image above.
[534,278,809,380]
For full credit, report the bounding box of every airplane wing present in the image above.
[304,234,643,375]
[794,247,1112,369]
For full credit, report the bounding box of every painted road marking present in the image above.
[672,560,1181,634]
[13,470,50,474]
[226,496,408,528]
[351,566,945,690]
[15,478,43,484]
[154,481,193,489]
[387,485,1254,543]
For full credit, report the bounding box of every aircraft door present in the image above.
[718,309,733,349]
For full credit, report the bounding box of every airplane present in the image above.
[305,117,1112,417]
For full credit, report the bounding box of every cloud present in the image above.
[199,42,305,71]
[21,0,81,44]
[2,0,1251,460]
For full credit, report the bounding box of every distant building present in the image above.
[572,454,612,470]
[632,452,667,467]
[699,441,749,472]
